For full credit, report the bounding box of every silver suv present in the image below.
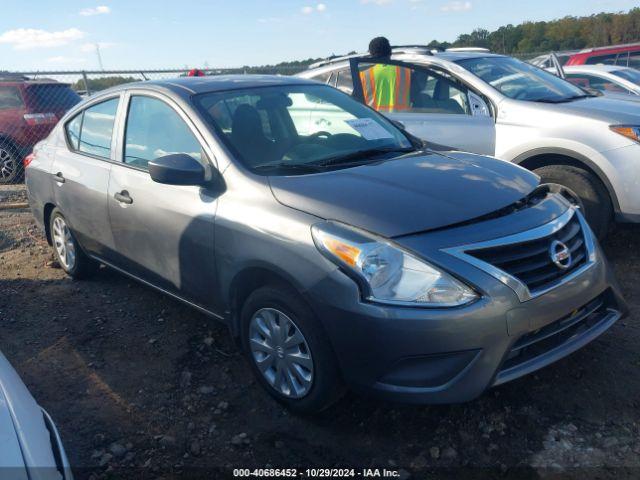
[300,48,640,238]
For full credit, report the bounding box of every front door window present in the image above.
[355,62,471,115]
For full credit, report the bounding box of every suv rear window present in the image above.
[24,84,81,112]
[0,86,24,110]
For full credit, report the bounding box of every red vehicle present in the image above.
[0,76,81,183]
[565,42,640,68]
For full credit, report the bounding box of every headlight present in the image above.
[610,125,640,143]
[311,222,478,307]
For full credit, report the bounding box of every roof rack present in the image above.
[445,47,491,53]
[308,45,436,69]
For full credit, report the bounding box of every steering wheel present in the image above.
[309,131,332,140]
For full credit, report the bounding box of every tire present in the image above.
[49,208,99,279]
[240,285,345,414]
[534,165,612,240]
[0,143,20,184]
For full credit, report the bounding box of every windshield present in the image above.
[612,69,640,86]
[195,84,414,174]
[457,56,588,102]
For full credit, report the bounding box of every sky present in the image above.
[0,0,638,71]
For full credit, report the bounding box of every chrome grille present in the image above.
[467,213,588,294]
[442,208,595,302]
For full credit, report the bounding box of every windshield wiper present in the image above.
[252,162,326,173]
[313,146,416,167]
[531,94,593,104]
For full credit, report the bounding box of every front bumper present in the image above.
[601,143,640,221]
[307,210,626,404]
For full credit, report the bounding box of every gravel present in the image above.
[1,192,639,479]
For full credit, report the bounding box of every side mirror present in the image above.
[149,154,206,186]
[391,119,406,130]
[467,91,491,117]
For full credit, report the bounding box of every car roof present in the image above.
[307,48,505,70]
[109,74,314,95]
[575,42,640,54]
[0,78,68,86]
[562,65,630,73]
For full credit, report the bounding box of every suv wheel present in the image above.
[0,145,19,184]
[49,208,99,279]
[534,165,612,240]
[241,285,344,414]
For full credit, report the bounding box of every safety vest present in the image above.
[360,64,412,112]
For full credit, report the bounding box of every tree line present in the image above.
[428,7,640,55]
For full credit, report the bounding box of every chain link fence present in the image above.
[0,51,557,185]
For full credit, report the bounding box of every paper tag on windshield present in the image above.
[345,118,394,141]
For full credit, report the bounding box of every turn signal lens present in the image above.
[321,237,361,267]
[610,125,640,143]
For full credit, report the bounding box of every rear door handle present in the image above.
[114,190,133,205]
[53,172,65,184]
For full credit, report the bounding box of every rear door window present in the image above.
[335,68,354,94]
[0,86,24,110]
[585,54,618,65]
[77,97,119,158]
[629,51,640,69]
[65,112,82,150]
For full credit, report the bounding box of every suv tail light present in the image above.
[23,152,35,167]
[23,113,57,126]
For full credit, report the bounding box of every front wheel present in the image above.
[534,165,612,240]
[49,208,99,279]
[241,285,344,414]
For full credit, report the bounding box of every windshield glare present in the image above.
[612,69,640,86]
[457,56,587,102]
[196,84,412,174]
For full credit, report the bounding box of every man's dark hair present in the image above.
[369,37,392,57]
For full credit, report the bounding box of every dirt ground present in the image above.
[1,186,639,480]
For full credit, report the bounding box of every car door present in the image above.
[51,95,121,256]
[347,59,496,155]
[107,91,221,313]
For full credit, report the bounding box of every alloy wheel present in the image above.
[52,216,76,271]
[0,148,17,183]
[249,307,314,398]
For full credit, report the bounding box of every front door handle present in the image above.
[114,190,133,205]
[53,172,65,184]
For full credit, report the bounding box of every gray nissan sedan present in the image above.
[25,75,627,413]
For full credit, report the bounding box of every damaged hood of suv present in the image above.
[269,150,540,237]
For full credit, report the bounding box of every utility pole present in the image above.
[95,43,104,71]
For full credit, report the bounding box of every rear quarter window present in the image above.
[0,86,24,110]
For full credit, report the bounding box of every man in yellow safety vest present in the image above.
[360,37,412,112]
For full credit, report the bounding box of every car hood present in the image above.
[269,150,539,237]
[601,91,640,103]
[0,387,28,479]
[0,352,64,480]
[548,95,640,123]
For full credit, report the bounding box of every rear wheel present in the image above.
[534,165,612,240]
[241,285,344,414]
[49,208,99,279]
[0,144,20,184]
